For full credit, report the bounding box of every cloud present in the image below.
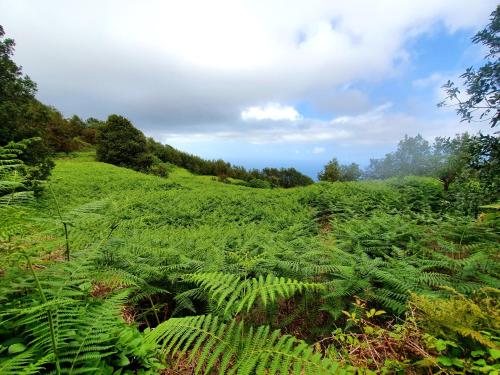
[310,89,372,115]
[312,147,326,154]
[241,103,302,121]
[412,73,444,88]
[0,0,496,159]
[155,101,494,148]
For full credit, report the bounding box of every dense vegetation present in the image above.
[0,6,499,375]
[1,154,498,374]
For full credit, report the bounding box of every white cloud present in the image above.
[0,0,497,163]
[312,147,326,154]
[0,0,495,130]
[241,103,301,121]
[158,102,495,146]
[330,102,393,124]
[412,73,444,88]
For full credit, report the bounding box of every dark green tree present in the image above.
[0,25,54,180]
[96,115,153,171]
[439,6,499,127]
[319,159,362,182]
[318,159,342,182]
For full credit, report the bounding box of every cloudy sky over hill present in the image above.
[1,0,497,176]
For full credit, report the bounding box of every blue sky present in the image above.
[1,0,497,178]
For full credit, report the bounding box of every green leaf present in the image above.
[489,348,500,360]
[471,350,486,357]
[8,343,27,354]
[452,358,464,368]
[115,354,130,367]
[435,339,447,351]
[437,356,453,366]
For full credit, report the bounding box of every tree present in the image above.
[367,135,432,179]
[96,115,153,171]
[318,159,342,182]
[319,159,362,182]
[339,163,362,181]
[439,6,499,127]
[431,135,472,191]
[0,25,54,180]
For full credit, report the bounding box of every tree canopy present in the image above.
[318,158,362,182]
[439,6,499,127]
[96,115,153,171]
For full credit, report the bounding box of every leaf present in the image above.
[8,343,27,354]
[489,348,500,360]
[435,340,447,352]
[437,356,453,366]
[471,350,485,357]
[115,354,130,367]
[452,358,464,367]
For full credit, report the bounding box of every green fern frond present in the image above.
[146,314,343,374]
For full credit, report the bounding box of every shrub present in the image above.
[246,178,271,189]
[96,115,153,171]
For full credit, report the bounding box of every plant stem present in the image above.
[148,296,161,325]
[49,185,70,261]
[23,254,62,375]
[63,222,70,261]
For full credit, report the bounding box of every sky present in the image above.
[1,0,497,177]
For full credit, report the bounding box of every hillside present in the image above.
[1,152,498,374]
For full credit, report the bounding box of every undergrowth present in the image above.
[0,153,498,374]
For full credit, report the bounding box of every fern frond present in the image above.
[146,314,343,374]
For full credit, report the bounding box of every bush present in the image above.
[148,158,171,178]
[96,115,153,171]
[246,178,271,189]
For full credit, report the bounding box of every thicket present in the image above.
[318,158,362,182]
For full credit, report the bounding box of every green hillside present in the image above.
[1,152,498,374]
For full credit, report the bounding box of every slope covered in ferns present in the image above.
[0,152,498,374]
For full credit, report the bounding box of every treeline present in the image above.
[0,25,313,190]
[96,115,313,187]
[0,25,104,199]
[367,134,499,214]
[317,133,499,214]
[146,137,313,187]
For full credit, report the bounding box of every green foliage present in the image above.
[413,290,500,374]
[146,314,343,374]
[146,137,313,188]
[96,115,153,171]
[245,178,271,189]
[2,153,499,374]
[367,133,500,215]
[318,159,362,182]
[318,158,342,182]
[439,5,499,127]
[0,138,53,203]
[0,256,162,374]
[184,272,324,316]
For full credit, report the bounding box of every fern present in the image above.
[184,272,325,316]
[146,314,344,374]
